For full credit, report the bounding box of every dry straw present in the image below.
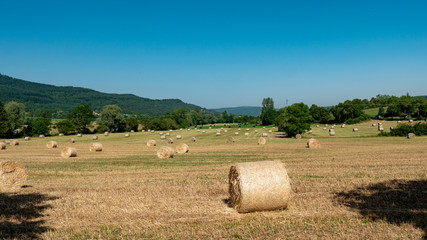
[130,130,135,133]
[166,138,174,144]
[104,131,109,136]
[46,141,58,148]
[10,140,19,146]
[353,128,358,132]
[295,134,302,139]
[69,138,75,143]
[39,134,45,138]
[262,133,268,137]
[176,143,189,154]
[307,138,320,149]
[77,134,82,137]
[61,147,77,158]
[92,136,98,140]
[407,133,415,139]
[59,133,64,136]
[89,143,103,152]
[165,132,170,136]
[228,137,235,142]
[147,139,156,147]
[125,133,130,138]
[245,132,249,136]
[160,135,166,139]
[216,132,221,136]
[0,142,6,150]
[228,160,291,213]
[176,135,182,139]
[24,136,31,141]
[0,161,27,191]
[235,132,239,135]
[157,146,174,159]
[258,137,266,145]
[190,137,196,142]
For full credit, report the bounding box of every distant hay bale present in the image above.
[268,130,272,133]
[197,129,201,132]
[0,142,6,150]
[372,124,376,127]
[176,143,189,154]
[216,132,221,136]
[329,130,335,136]
[59,133,64,137]
[235,132,239,135]
[190,137,196,142]
[306,138,320,149]
[228,160,291,213]
[245,132,249,136]
[221,127,224,130]
[316,125,319,127]
[39,134,45,138]
[46,141,58,148]
[407,133,415,139]
[295,134,302,139]
[104,131,109,136]
[353,128,358,132]
[202,130,206,133]
[258,137,266,145]
[0,161,27,191]
[157,146,174,159]
[262,133,268,137]
[187,129,190,131]
[308,130,313,134]
[125,133,130,137]
[5,140,10,145]
[238,128,241,131]
[24,136,31,141]
[160,135,166,139]
[325,124,328,127]
[397,121,401,123]
[147,140,156,147]
[209,127,212,129]
[246,128,249,131]
[166,138,174,144]
[378,122,383,125]
[166,132,170,136]
[61,147,77,158]
[92,136,98,140]
[263,127,265,129]
[390,127,394,130]
[255,130,258,133]
[341,124,345,128]
[228,137,235,142]
[170,130,173,132]
[151,130,155,133]
[130,130,135,133]
[142,130,146,132]
[378,126,384,131]
[10,140,19,146]
[224,130,228,133]
[89,143,103,152]
[409,119,413,123]
[69,138,75,143]
[323,127,327,131]
[77,134,82,137]
[176,135,182,139]
[159,132,164,135]
[330,126,335,129]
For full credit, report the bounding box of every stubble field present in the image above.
[1,120,426,239]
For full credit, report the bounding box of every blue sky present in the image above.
[1,1,426,109]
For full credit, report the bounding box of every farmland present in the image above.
[1,120,426,239]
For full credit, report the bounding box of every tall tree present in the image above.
[5,101,26,131]
[260,97,277,125]
[68,104,94,133]
[275,103,312,137]
[0,101,11,138]
[98,105,126,132]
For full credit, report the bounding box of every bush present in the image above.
[95,124,109,134]
[382,122,427,136]
[275,103,312,137]
[56,119,75,135]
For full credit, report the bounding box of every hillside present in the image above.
[210,106,262,116]
[0,74,201,117]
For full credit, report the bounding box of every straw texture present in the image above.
[61,147,77,158]
[176,143,189,154]
[89,143,103,152]
[46,141,58,148]
[0,161,27,191]
[157,146,174,159]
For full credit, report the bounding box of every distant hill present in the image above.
[0,74,202,117]
[210,106,262,116]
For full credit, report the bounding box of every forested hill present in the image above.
[210,106,262,116]
[0,74,202,116]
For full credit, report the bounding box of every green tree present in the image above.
[309,104,331,123]
[0,101,11,138]
[68,104,94,133]
[56,119,75,135]
[275,103,312,137]
[260,97,277,125]
[125,117,139,132]
[99,105,126,132]
[5,101,26,132]
[28,119,51,136]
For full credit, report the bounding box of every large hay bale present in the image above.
[330,126,335,129]
[176,143,189,154]
[176,135,182,139]
[69,138,75,143]
[407,133,415,139]
[0,142,6,150]
[258,137,266,145]
[228,137,235,142]
[10,140,19,146]
[246,128,249,131]
[89,143,103,152]
[147,139,156,147]
[157,146,174,159]
[390,127,394,130]
[262,133,268,137]
[92,136,98,140]
[159,132,164,135]
[190,136,196,142]
[306,138,320,149]
[5,140,10,145]
[61,147,77,158]
[104,131,109,136]
[228,160,291,213]
[24,136,31,141]
[353,128,358,132]
[0,161,27,191]
[166,138,174,144]
[46,141,58,148]
[295,134,302,139]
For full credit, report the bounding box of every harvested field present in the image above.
[0,122,425,239]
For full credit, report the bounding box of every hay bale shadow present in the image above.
[0,192,58,239]
[335,180,426,239]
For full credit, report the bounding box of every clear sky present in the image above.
[1,0,426,109]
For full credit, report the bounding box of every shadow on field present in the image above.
[0,192,57,239]
[335,180,427,239]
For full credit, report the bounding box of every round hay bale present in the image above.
[0,142,6,150]
[165,132,170,136]
[92,136,98,140]
[176,135,182,139]
[0,161,27,191]
[295,134,302,139]
[166,138,174,144]
[160,135,166,139]
[170,130,173,132]
[130,130,135,133]
[372,124,376,127]
[268,130,272,133]
[59,133,64,137]
[378,122,383,125]
[407,133,415,139]
[308,130,313,134]
[263,127,266,129]
[353,128,358,132]
[190,137,196,142]
[306,138,320,149]
[228,137,235,142]
[176,143,189,154]
[397,121,401,123]
[258,137,266,145]
[125,133,130,138]
[209,127,212,129]
[61,147,77,158]
[329,130,335,136]
[216,132,221,136]
[330,126,335,129]
[157,146,174,159]
[24,136,31,141]
[235,132,239,135]
[159,132,164,135]
[5,140,10,145]
[228,160,291,213]
[390,126,394,130]
[187,129,190,131]
[378,126,384,131]
[224,130,228,133]
[409,119,413,123]
[39,134,45,138]
[77,134,82,137]
[89,143,103,152]
[104,131,109,136]
[316,125,320,127]
[202,130,206,133]
[147,139,156,147]
[246,128,249,131]
[10,140,19,146]
[46,141,58,148]
[323,127,327,131]
[151,130,155,133]
[197,129,200,132]
[69,138,75,143]
[245,132,249,136]
[341,124,345,128]
[262,133,268,137]
[255,130,258,133]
